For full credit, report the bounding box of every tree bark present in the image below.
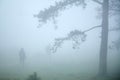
[99,0,109,76]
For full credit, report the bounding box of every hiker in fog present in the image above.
[19,48,26,65]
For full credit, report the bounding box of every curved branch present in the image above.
[50,25,101,53]
[92,0,103,5]
[55,25,101,42]
[109,27,120,31]
[83,25,101,33]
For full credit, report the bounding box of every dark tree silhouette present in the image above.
[99,0,108,76]
[34,0,120,77]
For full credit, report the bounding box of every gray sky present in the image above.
[0,0,100,52]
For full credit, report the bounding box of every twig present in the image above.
[92,0,103,5]
[83,25,101,33]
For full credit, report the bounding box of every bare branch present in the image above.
[50,24,120,53]
[92,0,103,5]
[83,25,101,33]
[50,25,101,53]
[109,27,120,31]
[110,8,120,12]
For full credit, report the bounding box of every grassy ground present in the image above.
[0,73,120,80]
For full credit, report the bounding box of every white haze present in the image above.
[0,0,120,80]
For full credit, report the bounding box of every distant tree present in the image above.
[27,72,41,80]
[34,0,120,76]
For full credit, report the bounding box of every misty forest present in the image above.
[0,0,120,80]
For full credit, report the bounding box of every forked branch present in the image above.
[92,0,103,5]
[50,25,101,53]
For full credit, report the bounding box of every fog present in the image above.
[0,0,120,80]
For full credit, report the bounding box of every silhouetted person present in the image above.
[19,48,26,65]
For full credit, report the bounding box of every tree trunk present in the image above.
[99,0,109,76]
